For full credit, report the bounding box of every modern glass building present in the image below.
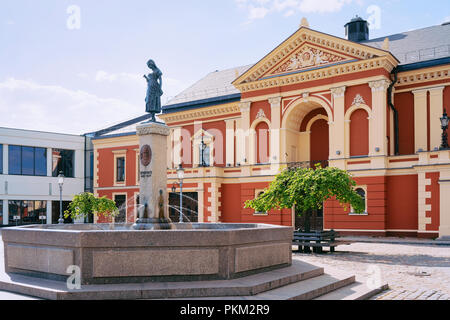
[0,127,86,226]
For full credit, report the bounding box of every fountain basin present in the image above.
[2,223,293,285]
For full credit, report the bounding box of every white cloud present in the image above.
[94,70,144,86]
[0,78,143,135]
[248,6,270,20]
[236,0,353,22]
[298,0,352,13]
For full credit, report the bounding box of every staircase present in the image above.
[0,259,387,300]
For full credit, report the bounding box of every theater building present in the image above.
[93,18,450,238]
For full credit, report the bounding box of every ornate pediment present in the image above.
[233,27,399,93]
[263,44,356,79]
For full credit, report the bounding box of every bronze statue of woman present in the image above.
[144,59,163,122]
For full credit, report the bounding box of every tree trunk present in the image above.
[304,210,311,233]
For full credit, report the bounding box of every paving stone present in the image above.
[292,241,450,300]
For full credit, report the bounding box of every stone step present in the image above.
[167,271,356,300]
[0,260,324,300]
[314,279,389,300]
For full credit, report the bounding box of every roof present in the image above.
[88,114,164,140]
[361,23,450,64]
[164,64,253,107]
[161,24,450,114]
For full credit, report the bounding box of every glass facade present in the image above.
[8,200,47,225]
[8,145,47,176]
[116,157,125,182]
[52,149,75,178]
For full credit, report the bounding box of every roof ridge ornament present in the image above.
[300,17,309,28]
[382,37,390,51]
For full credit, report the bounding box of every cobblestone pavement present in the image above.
[293,242,450,300]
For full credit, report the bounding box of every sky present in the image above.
[0,0,449,135]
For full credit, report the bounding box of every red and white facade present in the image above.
[92,23,450,239]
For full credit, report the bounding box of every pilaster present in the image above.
[368,79,390,159]
[330,86,346,159]
[412,89,428,152]
[269,96,282,169]
[239,101,251,165]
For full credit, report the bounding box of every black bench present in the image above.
[292,230,352,253]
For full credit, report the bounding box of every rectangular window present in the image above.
[8,145,47,176]
[22,146,35,175]
[0,144,3,174]
[35,148,47,176]
[8,200,47,225]
[114,194,127,223]
[0,200,3,224]
[52,149,74,178]
[116,157,125,182]
[8,145,22,175]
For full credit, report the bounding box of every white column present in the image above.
[46,200,52,225]
[235,118,244,165]
[412,89,428,152]
[369,79,390,157]
[269,96,282,166]
[239,102,251,165]
[173,127,181,167]
[46,147,52,177]
[429,87,445,151]
[225,119,235,167]
[330,86,346,158]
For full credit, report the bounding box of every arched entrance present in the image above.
[281,98,332,231]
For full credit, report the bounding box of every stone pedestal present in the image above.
[133,121,172,230]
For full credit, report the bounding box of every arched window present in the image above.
[351,187,367,214]
[255,122,270,164]
[350,109,369,157]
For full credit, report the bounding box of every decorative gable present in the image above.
[232,27,399,93]
[262,43,357,80]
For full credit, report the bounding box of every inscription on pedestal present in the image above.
[140,171,153,178]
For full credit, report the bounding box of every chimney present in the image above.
[345,15,369,42]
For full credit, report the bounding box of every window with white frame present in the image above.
[350,187,368,215]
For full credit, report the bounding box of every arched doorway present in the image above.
[281,99,332,231]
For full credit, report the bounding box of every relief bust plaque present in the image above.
[140,144,152,167]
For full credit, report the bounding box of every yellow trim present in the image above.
[306,114,329,132]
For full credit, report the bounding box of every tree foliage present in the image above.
[244,165,365,215]
[64,192,119,220]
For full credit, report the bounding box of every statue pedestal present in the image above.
[132,121,172,230]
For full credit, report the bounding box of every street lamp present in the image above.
[200,133,207,167]
[440,109,449,150]
[176,164,185,223]
[58,171,65,224]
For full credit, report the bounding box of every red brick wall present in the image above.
[324,176,387,231]
[386,175,418,231]
[394,92,415,155]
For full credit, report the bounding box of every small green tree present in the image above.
[245,165,365,232]
[64,192,119,221]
